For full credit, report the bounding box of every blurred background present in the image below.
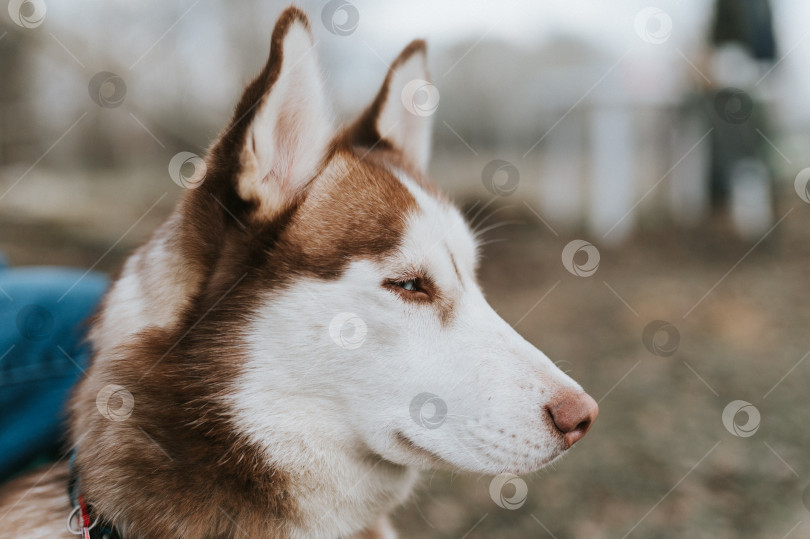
[2,0,810,537]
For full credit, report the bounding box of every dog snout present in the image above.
[547,390,598,448]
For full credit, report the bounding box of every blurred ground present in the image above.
[1,169,809,538]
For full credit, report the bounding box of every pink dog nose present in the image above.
[547,390,599,448]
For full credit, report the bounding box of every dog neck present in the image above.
[73,316,418,537]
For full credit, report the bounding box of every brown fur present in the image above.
[0,6,439,537]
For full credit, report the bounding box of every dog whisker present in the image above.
[473,219,523,238]
[471,204,515,232]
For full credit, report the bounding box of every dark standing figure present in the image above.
[708,0,778,236]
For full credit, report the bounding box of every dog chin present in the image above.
[471,450,567,477]
[510,450,567,475]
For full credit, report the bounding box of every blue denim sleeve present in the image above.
[0,266,108,482]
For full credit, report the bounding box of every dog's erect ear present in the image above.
[346,40,434,173]
[219,7,333,218]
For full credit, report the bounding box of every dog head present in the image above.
[172,7,599,477]
[67,9,598,537]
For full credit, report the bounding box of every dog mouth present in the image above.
[395,431,566,475]
[394,432,451,467]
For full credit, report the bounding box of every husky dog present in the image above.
[0,7,597,538]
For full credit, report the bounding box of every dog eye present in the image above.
[384,278,430,299]
[399,280,418,291]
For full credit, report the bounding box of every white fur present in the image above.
[226,171,582,536]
